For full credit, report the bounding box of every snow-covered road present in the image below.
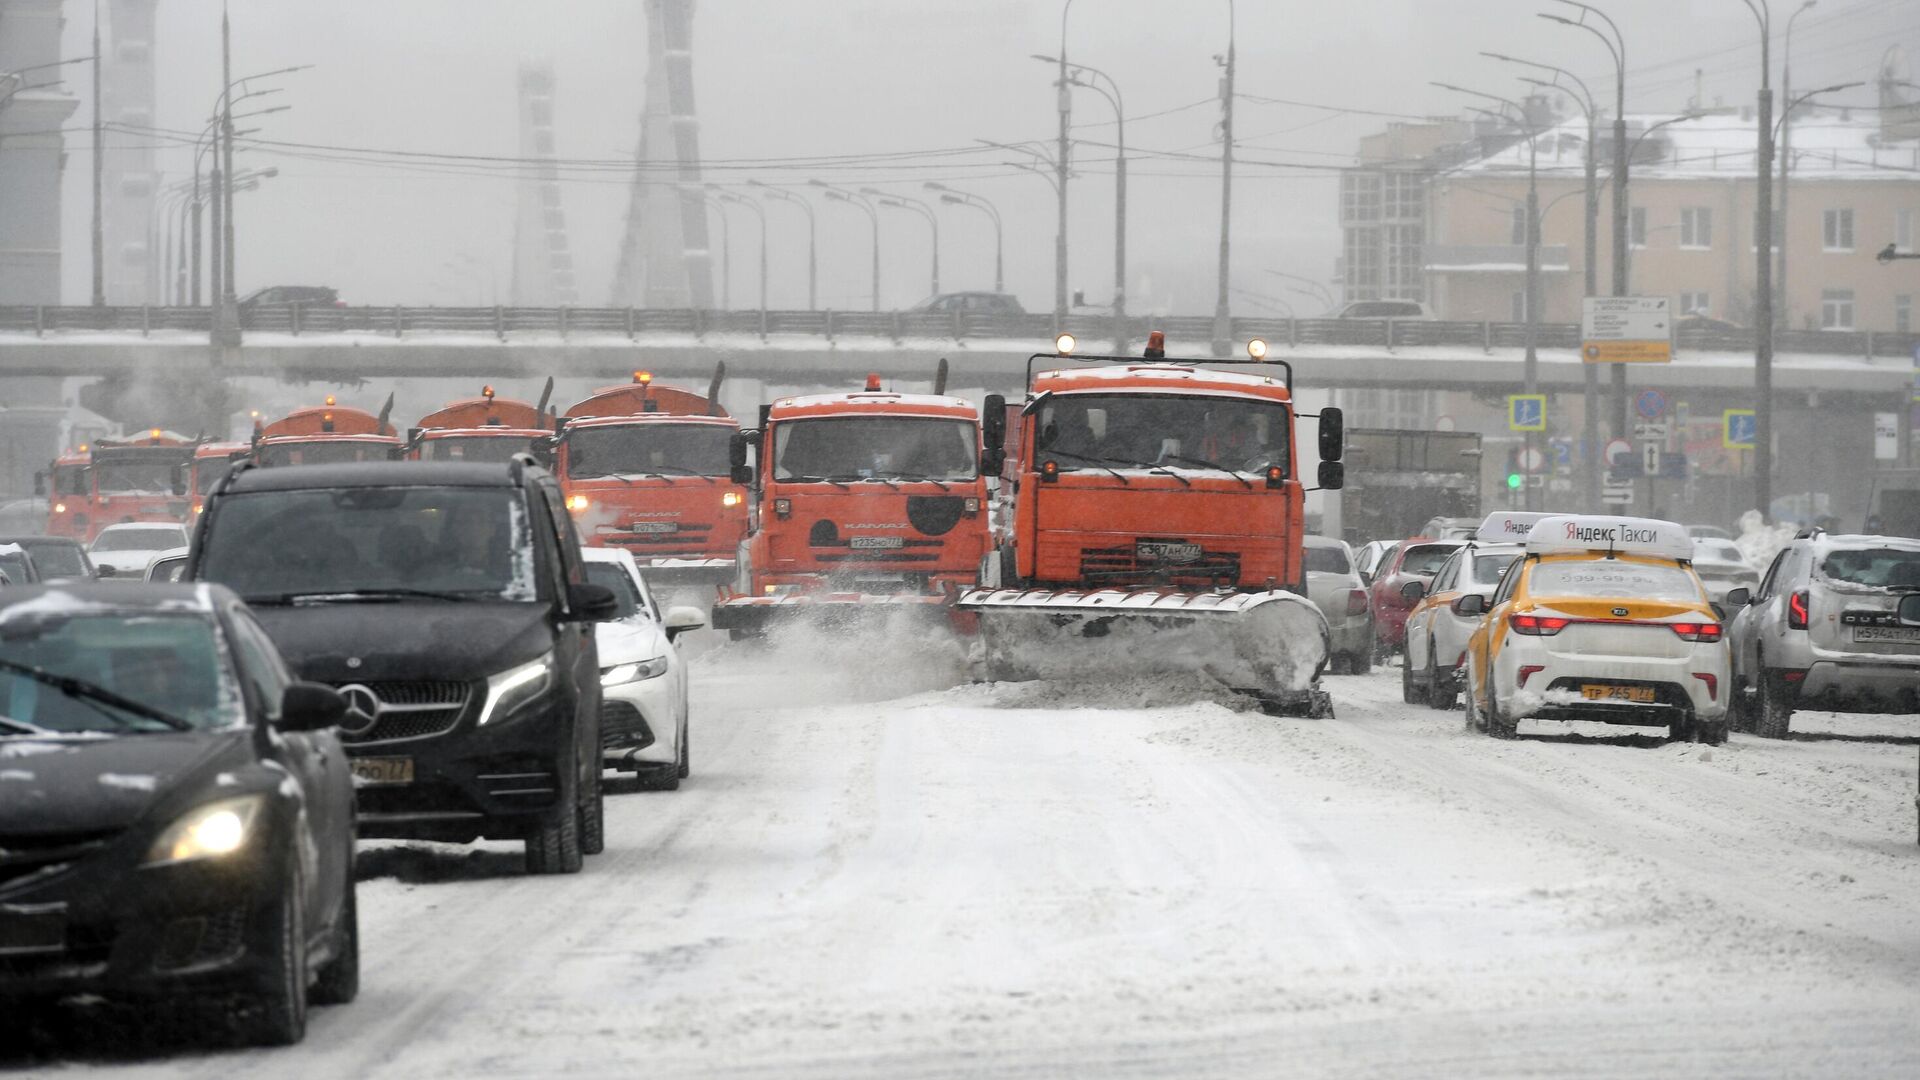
[24,646,1920,1077]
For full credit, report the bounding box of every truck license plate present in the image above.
[1136,540,1202,564]
[1580,684,1655,703]
[1853,626,1920,644]
[350,757,414,785]
[849,536,904,549]
[629,521,678,534]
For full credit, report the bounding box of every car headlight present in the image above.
[476,653,554,726]
[601,656,669,686]
[145,794,266,866]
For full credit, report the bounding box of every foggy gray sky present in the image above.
[55,0,1919,314]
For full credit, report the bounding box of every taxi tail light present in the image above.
[1345,589,1369,616]
[1517,664,1545,687]
[1691,672,1719,701]
[1510,613,1569,636]
[1787,589,1810,630]
[1782,669,1807,683]
[1669,622,1722,642]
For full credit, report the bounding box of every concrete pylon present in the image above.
[510,60,577,307]
[103,0,159,304]
[608,0,713,310]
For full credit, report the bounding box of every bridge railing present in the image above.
[4,304,1918,362]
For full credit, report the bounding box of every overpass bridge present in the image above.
[1,306,1915,401]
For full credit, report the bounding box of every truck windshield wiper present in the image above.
[641,465,718,485]
[253,587,476,605]
[835,474,902,491]
[779,474,850,490]
[0,658,192,732]
[1158,453,1252,490]
[1039,450,1130,485]
[1104,457,1192,488]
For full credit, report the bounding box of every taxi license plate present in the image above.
[1854,626,1920,644]
[350,757,413,785]
[1580,684,1655,703]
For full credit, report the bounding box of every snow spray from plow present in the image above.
[959,586,1333,716]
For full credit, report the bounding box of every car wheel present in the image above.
[526,754,583,875]
[1400,656,1420,704]
[1427,645,1456,710]
[1462,667,1486,732]
[1694,718,1728,746]
[1348,648,1372,677]
[1485,679,1517,739]
[309,876,359,1006]
[1755,668,1795,740]
[243,867,309,1046]
[676,719,690,780]
[579,761,605,857]
[1328,652,1348,676]
[1726,675,1754,733]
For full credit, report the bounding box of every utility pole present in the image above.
[1777,1,1816,334]
[1210,2,1237,356]
[90,5,104,306]
[219,7,239,341]
[1744,0,1776,521]
[1053,4,1073,326]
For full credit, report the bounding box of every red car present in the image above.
[1369,537,1467,657]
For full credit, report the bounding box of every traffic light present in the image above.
[1507,472,1523,490]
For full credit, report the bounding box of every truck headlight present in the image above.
[566,494,589,512]
[477,653,554,726]
[145,794,266,865]
[601,656,669,686]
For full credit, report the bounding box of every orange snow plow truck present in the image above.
[252,395,402,465]
[554,366,747,593]
[406,379,556,462]
[957,332,1346,716]
[710,363,996,637]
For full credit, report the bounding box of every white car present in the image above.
[581,547,705,789]
[1402,540,1526,708]
[143,546,192,583]
[1691,537,1760,606]
[88,522,192,578]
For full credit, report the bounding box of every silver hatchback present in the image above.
[1726,532,1920,736]
[1304,535,1374,674]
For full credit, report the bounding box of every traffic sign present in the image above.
[1582,297,1673,364]
[1723,409,1757,449]
[1642,442,1661,476]
[1634,421,1670,440]
[1508,394,1546,432]
[1604,437,1633,466]
[1602,484,1634,506]
[1635,388,1668,419]
[1519,446,1547,473]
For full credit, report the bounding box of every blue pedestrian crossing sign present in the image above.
[1508,394,1547,432]
[1723,408,1757,449]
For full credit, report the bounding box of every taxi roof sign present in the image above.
[1474,511,1551,541]
[1524,515,1693,561]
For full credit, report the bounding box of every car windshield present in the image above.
[774,417,978,481]
[1819,546,1920,589]
[93,459,176,494]
[0,553,31,584]
[565,422,733,479]
[18,542,83,578]
[196,486,538,602]
[92,527,186,552]
[1470,553,1520,587]
[1529,560,1702,602]
[0,611,238,733]
[1033,394,1288,476]
[1694,540,1747,564]
[1398,544,1459,576]
[259,440,395,467]
[1304,545,1350,574]
[584,562,644,621]
[418,435,542,463]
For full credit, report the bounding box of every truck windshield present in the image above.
[195,459,238,494]
[1033,393,1289,476]
[419,435,541,463]
[259,440,396,467]
[53,466,91,496]
[196,486,537,602]
[93,459,177,494]
[566,423,732,479]
[773,417,978,481]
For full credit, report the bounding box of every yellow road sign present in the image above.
[1583,340,1673,363]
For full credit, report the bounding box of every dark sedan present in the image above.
[0,583,355,1046]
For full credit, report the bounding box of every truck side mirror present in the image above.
[980,394,1006,475]
[32,472,45,496]
[1319,406,1344,462]
[1316,460,1344,490]
[170,463,188,496]
[729,429,754,486]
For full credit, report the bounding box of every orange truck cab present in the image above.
[407,383,556,464]
[710,373,995,636]
[554,369,747,593]
[69,430,196,540]
[187,441,251,518]
[253,396,402,466]
[39,448,94,539]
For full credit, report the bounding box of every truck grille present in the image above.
[334,680,470,744]
[1078,545,1241,584]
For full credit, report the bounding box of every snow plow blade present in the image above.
[710,591,957,638]
[956,587,1333,715]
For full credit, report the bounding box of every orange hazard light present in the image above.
[324,395,336,407]
[482,384,496,400]
[1144,331,1166,358]
[633,370,653,386]
[864,373,882,392]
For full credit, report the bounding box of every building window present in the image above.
[1680,207,1712,250]
[1679,291,1710,316]
[1822,208,1854,252]
[1629,207,1647,248]
[1383,171,1424,221]
[1897,295,1912,334]
[1821,289,1855,330]
[1340,172,1381,225]
[1510,206,1528,246]
[1896,209,1914,254]
[1384,224,1424,301]
[1343,228,1381,301]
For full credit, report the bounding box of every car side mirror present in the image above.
[94,564,116,578]
[32,472,46,496]
[1400,580,1426,603]
[170,463,189,496]
[1451,593,1486,617]
[1723,587,1751,609]
[276,682,347,732]
[1899,593,1920,626]
[729,429,754,486]
[567,582,620,622]
[663,604,706,642]
[1316,460,1344,490]
[1318,406,1344,461]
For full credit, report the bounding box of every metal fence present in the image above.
[3,304,1916,361]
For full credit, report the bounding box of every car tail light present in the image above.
[1669,622,1722,642]
[1788,589,1809,630]
[1510,613,1570,636]
[1346,589,1369,616]
[1691,672,1718,700]
[1517,664,1545,687]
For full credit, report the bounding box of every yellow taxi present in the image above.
[1460,515,1730,744]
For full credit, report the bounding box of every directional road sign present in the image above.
[1635,388,1668,419]
[1602,483,1634,506]
[1723,408,1757,449]
[1582,297,1672,363]
[1508,393,1546,432]
[1642,442,1661,477]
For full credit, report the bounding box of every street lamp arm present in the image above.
[1537,13,1620,74]
[1771,82,1866,139]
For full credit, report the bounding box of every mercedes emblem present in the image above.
[336,683,381,736]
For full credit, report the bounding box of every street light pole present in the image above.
[751,181,816,310]
[1053,0,1075,326]
[1738,0,1776,521]
[925,183,1003,293]
[721,192,768,313]
[1777,0,1816,331]
[868,189,939,299]
[700,191,731,310]
[1211,0,1238,355]
[812,180,880,311]
[1033,54,1127,348]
